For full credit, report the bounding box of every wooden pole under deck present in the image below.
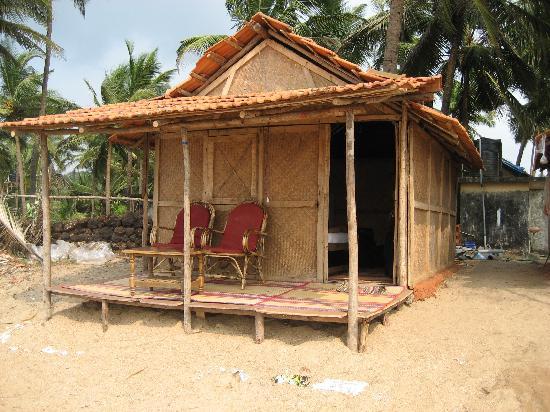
[105,142,112,216]
[141,135,151,275]
[141,135,149,247]
[181,128,192,333]
[40,132,52,319]
[14,135,27,215]
[345,110,359,351]
[397,105,409,286]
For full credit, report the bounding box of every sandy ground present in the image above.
[1,257,550,411]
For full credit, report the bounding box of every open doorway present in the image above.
[328,122,396,283]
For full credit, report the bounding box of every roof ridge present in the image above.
[165,12,424,99]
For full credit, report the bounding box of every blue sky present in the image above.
[41,0,531,170]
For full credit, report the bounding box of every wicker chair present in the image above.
[149,201,215,270]
[201,201,267,289]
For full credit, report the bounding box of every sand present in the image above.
[1,257,549,411]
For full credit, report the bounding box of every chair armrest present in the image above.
[149,226,158,245]
[193,227,223,249]
[242,229,267,253]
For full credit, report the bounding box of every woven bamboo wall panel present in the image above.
[412,209,429,280]
[311,72,336,87]
[412,124,430,203]
[156,206,181,244]
[430,141,443,208]
[263,207,317,280]
[443,213,452,266]
[429,211,439,272]
[158,133,203,201]
[212,135,254,200]
[442,156,449,209]
[450,161,458,212]
[228,45,314,95]
[265,125,319,201]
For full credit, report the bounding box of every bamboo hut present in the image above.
[0,13,482,351]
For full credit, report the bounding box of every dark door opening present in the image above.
[328,122,396,283]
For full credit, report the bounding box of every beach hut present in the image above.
[0,13,482,351]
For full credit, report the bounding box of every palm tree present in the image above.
[81,40,175,212]
[382,0,404,72]
[400,0,549,115]
[176,0,368,67]
[0,0,60,61]
[0,44,77,214]
[29,0,89,196]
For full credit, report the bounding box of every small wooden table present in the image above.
[121,247,205,295]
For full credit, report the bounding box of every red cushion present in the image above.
[170,204,211,248]
[219,203,264,252]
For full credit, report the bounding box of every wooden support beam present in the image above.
[397,105,409,286]
[82,125,158,136]
[224,36,244,50]
[190,72,208,84]
[181,128,192,333]
[105,142,112,216]
[101,300,109,332]
[206,52,227,66]
[254,313,265,344]
[40,132,52,320]
[359,320,369,352]
[141,135,149,247]
[345,110,359,352]
[248,21,269,38]
[14,134,26,215]
[141,135,150,275]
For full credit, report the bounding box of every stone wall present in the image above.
[459,177,548,253]
[51,212,152,250]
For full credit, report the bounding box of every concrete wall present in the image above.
[459,178,548,253]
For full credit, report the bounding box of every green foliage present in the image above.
[0,0,61,61]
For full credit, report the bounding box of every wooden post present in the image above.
[397,105,409,286]
[105,142,112,216]
[181,128,192,333]
[40,132,52,320]
[14,134,26,215]
[345,110,359,352]
[141,135,149,247]
[359,320,369,352]
[254,313,265,344]
[141,135,151,275]
[101,300,109,332]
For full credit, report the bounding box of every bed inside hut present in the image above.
[328,122,396,283]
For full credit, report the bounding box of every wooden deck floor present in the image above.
[50,277,412,325]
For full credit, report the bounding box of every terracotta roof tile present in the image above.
[409,102,482,169]
[1,78,440,129]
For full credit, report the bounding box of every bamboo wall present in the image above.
[199,39,344,97]
[155,124,328,282]
[409,122,458,285]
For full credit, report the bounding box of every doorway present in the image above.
[327,122,396,283]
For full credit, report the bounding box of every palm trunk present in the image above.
[14,135,27,215]
[441,38,460,115]
[458,68,470,129]
[30,2,53,195]
[382,0,405,73]
[516,139,527,166]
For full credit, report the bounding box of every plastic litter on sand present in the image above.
[312,379,368,396]
[0,323,24,344]
[41,346,68,356]
[31,240,115,264]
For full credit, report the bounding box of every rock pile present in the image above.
[51,212,152,250]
